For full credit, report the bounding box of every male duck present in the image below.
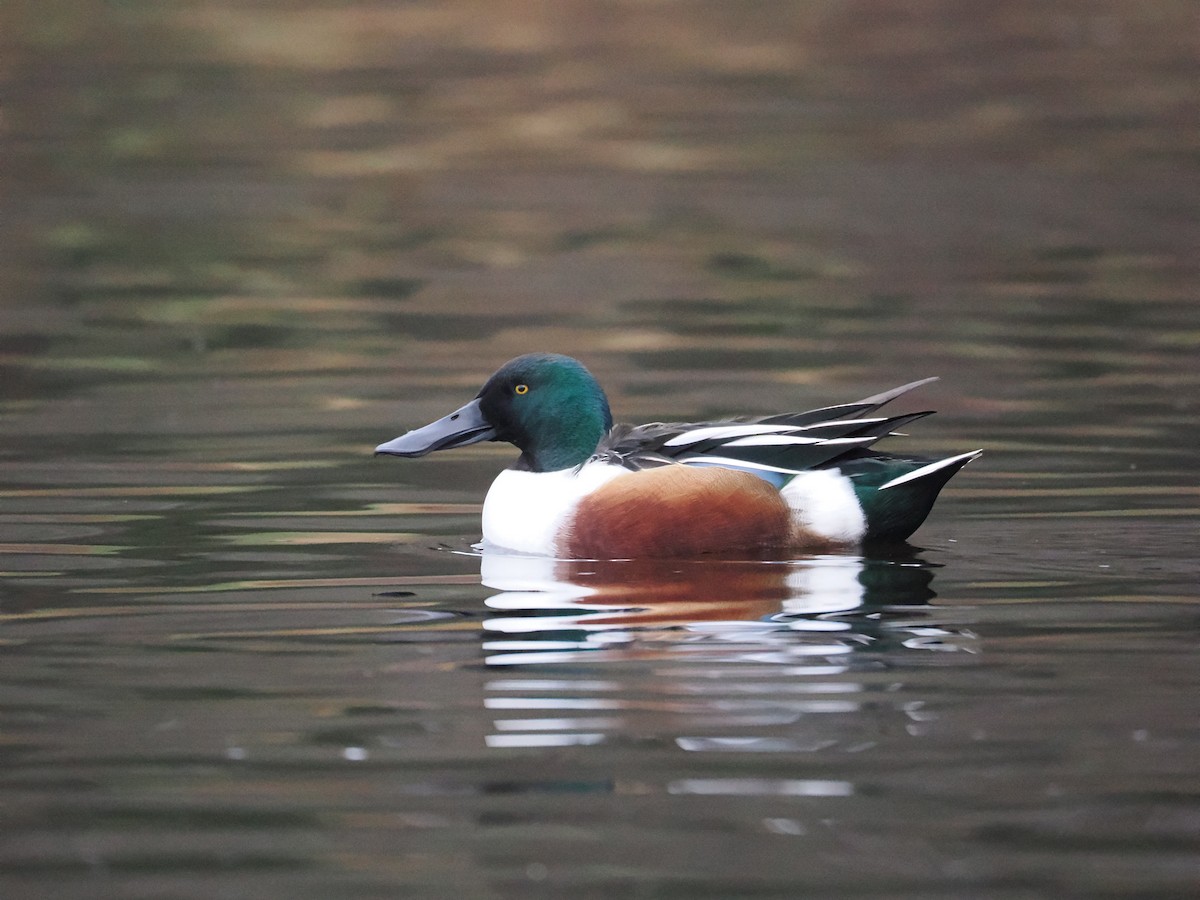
[375,353,980,559]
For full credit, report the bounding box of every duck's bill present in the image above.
[374,398,497,457]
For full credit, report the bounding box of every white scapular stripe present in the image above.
[795,417,887,431]
[723,434,823,447]
[663,424,801,447]
[877,450,983,491]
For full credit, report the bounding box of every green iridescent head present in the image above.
[375,354,613,472]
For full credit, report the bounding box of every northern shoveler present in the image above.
[375,353,980,558]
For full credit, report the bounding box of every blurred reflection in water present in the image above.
[478,552,974,755]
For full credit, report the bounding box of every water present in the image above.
[2,3,1199,898]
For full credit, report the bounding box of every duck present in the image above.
[375,353,980,559]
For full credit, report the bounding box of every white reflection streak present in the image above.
[662,665,849,678]
[786,620,853,631]
[667,778,853,797]
[486,679,619,692]
[482,640,582,651]
[725,645,856,659]
[485,649,627,666]
[900,626,979,652]
[484,614,642,633]
[485,697,623,710]
[485,594,613,610]
[667,681,862,695]
[685,621,777,634]
[483,614,604,633]
[485,733,605,748]
[703,700,860,713]
[479,552,592,596]
[782,556,866,615]
[676,737,811,752]
[492,717,622,731]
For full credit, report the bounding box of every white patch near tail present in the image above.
[877,450,983,491]
[780,469,867,544]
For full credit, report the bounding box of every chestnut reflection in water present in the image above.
[480,552,937,632]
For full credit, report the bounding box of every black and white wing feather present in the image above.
[589,377,939,475]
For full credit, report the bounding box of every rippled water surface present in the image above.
[2,3,1199,898]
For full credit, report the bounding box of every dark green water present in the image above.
[2,3,1198,898]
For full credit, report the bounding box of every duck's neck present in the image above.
[518,396,612,473]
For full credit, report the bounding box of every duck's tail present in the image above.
[831,449,983,544]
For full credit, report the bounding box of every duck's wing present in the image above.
[851,376,939,410]
[591,378,940,475]
[754,377,938,427]
[662,411,934,475]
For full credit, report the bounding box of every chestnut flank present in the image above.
[562,465,793,559]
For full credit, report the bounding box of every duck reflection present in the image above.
[481,551,937,645]
[477,551,975,755]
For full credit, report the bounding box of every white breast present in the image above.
[481,462,627,556]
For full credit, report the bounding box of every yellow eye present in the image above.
[515,384,529,395]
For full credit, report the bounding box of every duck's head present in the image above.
[375,353,613,472]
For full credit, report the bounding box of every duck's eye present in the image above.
[514,384,529,395]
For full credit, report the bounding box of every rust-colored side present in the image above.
[562,465,794,559]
